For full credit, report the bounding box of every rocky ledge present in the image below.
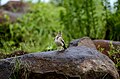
[0,37,119,79]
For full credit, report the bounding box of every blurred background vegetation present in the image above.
[0,0,120,54]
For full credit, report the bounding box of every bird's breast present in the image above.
[55,40,62,46]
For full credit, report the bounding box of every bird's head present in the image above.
[57,32,62,37]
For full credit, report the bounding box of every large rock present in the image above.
[1,1,29,13]
[0,1,29,24]
[93,40,120,57]
[69,38,120,63]
[0,38,119,79]
[69,37,96,49]
[93,40,120,75]
[0,60,14,79]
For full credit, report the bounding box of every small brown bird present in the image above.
[54,32,66,50]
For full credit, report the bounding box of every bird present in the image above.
[54,32,66,50]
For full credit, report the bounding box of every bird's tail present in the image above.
[63,44,67,49]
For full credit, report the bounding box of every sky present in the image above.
[110,0,117,6]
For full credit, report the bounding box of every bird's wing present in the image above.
[59,37,65,45]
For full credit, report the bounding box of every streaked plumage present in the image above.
[54,32,66,49]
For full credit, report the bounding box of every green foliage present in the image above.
[108,41,120,68]
[50,0,63,6]
[105,13,120,40]
[103,0,120,40]
[10,57,29,79]
[59,0,106,41]
[0,0,120,55]
[99,0,120,41]
[0,3,65,53]
[10,57,22,79]
[0,1,120,78]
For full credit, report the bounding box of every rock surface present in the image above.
[93,40,120,56]
[70,38,120,63]
[0,60,14,79]
[93,40,120,75]
[69,37,96,49]
[1,1,29,13]
[0,37,119,79]
[0,1,29,24]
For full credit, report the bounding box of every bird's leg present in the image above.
[57,46,62,51]
[54,32,67,51]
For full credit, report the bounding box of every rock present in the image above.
[0,1,29,24]
[69,37,96,49]
[93,40,120,75]
[69,38,120,62]
[6,50,28,58]
[93,40,120,63]
[0,1,29,13]
[0,60,14,79]
[0,9,20,23]
[69,37,120,76]
[93,40,120,56]
[0,37,119,79]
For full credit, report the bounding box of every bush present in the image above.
[0,3,65,53]
[59,0,107,42]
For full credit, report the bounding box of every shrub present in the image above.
[0,3,65,53]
